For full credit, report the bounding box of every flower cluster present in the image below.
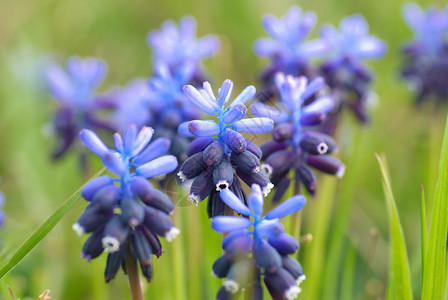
[211,184,306,300]
[317,14,386,128]
[73,125,180,282]
[177,79,274,217]
[401,3,448,104]
[254,6,326,84]
[252,73,344,200]
[45,57,113,160]
[147,16,220,82]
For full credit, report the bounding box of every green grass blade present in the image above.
[420,185,427,281]
[375,154,413,300]
[422,114,448,299]
[0,168,105,279]
[340,240,357,300]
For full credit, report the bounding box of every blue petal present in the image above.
[183,84,218,115]
[251,103,290,123]
[136,155,178,178]
[301,77,325,101]
[134,137,171,165]
[80,129,110,158]
[131,126,154,157]
[189,120,220,137]
[222,230,250,249]
[255,219,284,238]
[233,118,274,133]
[218,79,233,106]
[81,175,114,201]
[113,133,124,153]
[248,184,263,216]
[211,216,251,232]
[223,104,247,124]
[101,151,126,175]
[203,81,216,102]
[303,96,334,115]
[264,195,306,220]
[356,36,386,59]
[230,85,256,107]
[178,121,195,137]
[45,64,73,104]
[220,188,252,216]
[123,125,137,156]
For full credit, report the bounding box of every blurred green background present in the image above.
[0,0,447,299]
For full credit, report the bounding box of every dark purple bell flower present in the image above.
[210,184,306,299]
[73,125,179,283]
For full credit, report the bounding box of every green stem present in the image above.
[125,251,144,300]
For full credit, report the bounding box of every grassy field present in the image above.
[0,0,447,299]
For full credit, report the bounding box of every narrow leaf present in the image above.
[375,154,413,300]
[0,168,105,279]
[422,114,448,299]
[420,185,427,280]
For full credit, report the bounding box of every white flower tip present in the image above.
[177,171,187,182]
[317,143,329,155]
[252,165,260,173]
[215,180,230,191]
[261,164,273,177]
[102,236,120,253]
[263,182,274,196]
[165,227,180,242]
[336,165,346,178]
[295,275,306,286]
[223,280,239,294]
[188,194,200,206]
[72,223,85,236]
[211,271,217,277]
[285,286,302,300]
[129,218,140,228]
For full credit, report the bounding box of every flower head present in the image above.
[147,16,220,79]
[252,73,344,200]
[177,79,274,216]
[74,125,179,283]
[254,6,327,82]
[211,184,306,299]
[45,56,113,159]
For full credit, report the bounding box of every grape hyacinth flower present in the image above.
[211,184,306,299]
[252,73,345,201]
[0,190,5,229]
[317,14,386,130]
[147,16,220,83]
[401,3,448,104]
[73,125,180,283]
[177,79,274,217]
[45,56,114,160]
[253,6,328,95]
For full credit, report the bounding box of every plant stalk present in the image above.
[125,251,144,300]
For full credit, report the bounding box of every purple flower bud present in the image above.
[224,130,247,154]
[218,79,234,106]
[282,255,305,285]
[178,121,195,137]
[262,149,294,180]
[121,197,145,228]
[73,203,113,235]
[212,255,231,278]
[101,151,126,175]
[219,188,252,216]
[268,233,300,255]
[140,226,162,257]
[300,112,326,126]
[248,184,263,216]
[251,102,290,123]
[188,120,220,137]
[213,159,234,191]
[212,216,251,232]
[105,247,126,283]
[92,185,120,211]
[143,206,179,242]
[233,118,274,133]
[260,140,288,160]
[303,96,334,115]
[272,176,291,203]
[222,230,250,249]
[140,263,154,283]
[223,104,247,124]
[245,140,262,159]
[178,152,208,181]
[203,142,224,167]
[273,123,295,142]
[130,229,153,268]
[183,84,219,114]
[80,129,110,158]
[81,227,105,262]
[295,164,316,196]
[189,168,214,205]
[264,268,301,300]
[236,168,273,196]
[231,150,260,174]
[299,135,329,155]
[133,137,171,165]
[102,214,130,252]
[130,177,175,214]
[306,155,345,178]
[302,76,325,100]
[264,195,306,220]
[254,239,282,273]
[136,155,178,178]
[229,85,256,107]
[217,286,240,300]
[304,132,337,153]
[185,137,213,157]
[256,219,284,239]
[81,175,114,201]
[123,125,137,155]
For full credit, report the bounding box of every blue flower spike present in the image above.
[400,3,448,104]
[316,14,386,128]
[74,125,180,283]
[211,184,306,299]
[177,79,275,217]
[252,72,345,201]
[45,56,114,160]
[0,190,5,228]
